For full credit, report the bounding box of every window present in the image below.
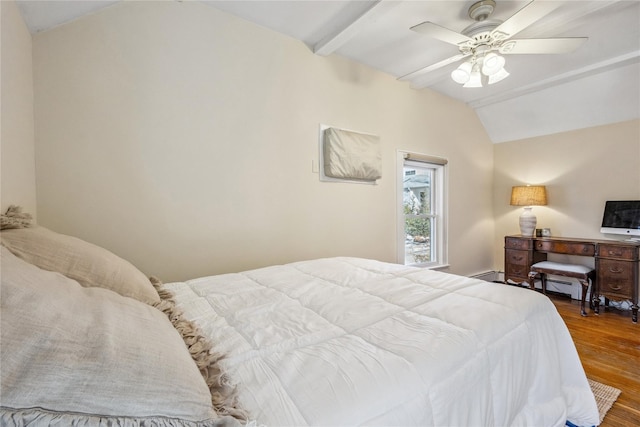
[397,152,448,267]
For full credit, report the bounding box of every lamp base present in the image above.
[519,207,537,237]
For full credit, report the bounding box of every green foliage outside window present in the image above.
[403,204,431,240]
[405,216,431,240]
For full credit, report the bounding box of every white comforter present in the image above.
[165,257,599,426]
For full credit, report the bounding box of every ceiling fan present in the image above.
[400,0,588,87]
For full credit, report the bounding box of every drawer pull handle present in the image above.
[608,284,622,291]
[608,267,624,274]
[608,250,623,256]
[513,255,524,261]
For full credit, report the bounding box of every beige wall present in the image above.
[32,1,494,282]
[11,0,636,282]
[1,0,37,216]
[493,119,640,270]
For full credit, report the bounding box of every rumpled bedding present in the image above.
[164,257,600,426]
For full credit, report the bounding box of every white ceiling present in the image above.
[16,0,640,143]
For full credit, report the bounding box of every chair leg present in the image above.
[540,273,547,295]
[579,279,588,317]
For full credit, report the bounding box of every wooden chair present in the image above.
[528,261,595,317]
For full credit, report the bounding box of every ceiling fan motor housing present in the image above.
[468,0,496,21]
[459,22,505,57]
[462,0,503,51]
[461,19,501,38]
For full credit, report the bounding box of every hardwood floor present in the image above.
[550,294,640,426]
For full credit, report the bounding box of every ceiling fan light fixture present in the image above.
[463,65,483,88]
[481,52,505,75]
[409,0,588,91]
[451,61,472,84]
[488,67,510,84]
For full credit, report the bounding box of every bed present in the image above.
[0,221,600,427]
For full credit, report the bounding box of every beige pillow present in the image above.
[0,246,240,427]
[1,226,159,304]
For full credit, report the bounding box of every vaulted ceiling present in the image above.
[16,0,640,143]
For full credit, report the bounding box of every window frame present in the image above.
[396,151,448,268]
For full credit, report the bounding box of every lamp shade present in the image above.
[481,52,505,76]
[510,185,548,206]
[451,61,472,84]
[463,65,483,88]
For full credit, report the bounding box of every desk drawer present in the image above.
[505,263,530,281]
[505,248,531,281]
[505,237,532,250]
[535,240,595,256]
[506,250,529,266]
[598,244,639,261]
[597,259,634,299]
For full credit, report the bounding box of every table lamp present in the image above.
[510,185,547,236]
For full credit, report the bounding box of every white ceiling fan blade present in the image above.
[398,53,471,81]
[491,1,561,40]
[411,21,473,46]
[500,37,588,54]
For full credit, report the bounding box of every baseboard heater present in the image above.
[470,272,577,300]
[527,277,578,300]
[470,271,498,282]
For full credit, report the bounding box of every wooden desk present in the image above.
[505,235,640,323]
